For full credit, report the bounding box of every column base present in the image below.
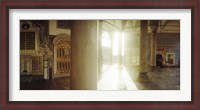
[137,72,149,82]
[148,66,156,72]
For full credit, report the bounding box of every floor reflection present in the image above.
[98,64,138,90]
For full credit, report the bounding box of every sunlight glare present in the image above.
[122,66,138,90]
[112,31,119,56]
[98,64,138,90]
[122,32,125,56]
[101,32,111,47]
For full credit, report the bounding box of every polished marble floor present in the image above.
[20,65,180,90]
[98,64,180,90]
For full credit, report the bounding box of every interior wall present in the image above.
[71,20,98,90]
[20,21,43,75]
[49,20,70,35]
[156,33,180,65]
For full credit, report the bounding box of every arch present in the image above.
[53,34,70,44]
[53,34,71,78]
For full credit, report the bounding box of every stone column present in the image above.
[138,20,148,81]
[139,20,148,73]
[150,20,159,71]
[150,31,156,70]
[71,20,98,90]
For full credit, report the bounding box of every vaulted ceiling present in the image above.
[102,20,180,34]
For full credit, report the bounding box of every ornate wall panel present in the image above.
[20,32,35,50]
[31,56,42,74]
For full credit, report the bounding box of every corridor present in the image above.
[19,20,180,90]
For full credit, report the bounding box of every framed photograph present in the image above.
[166,53,175,65]
[1,0,199,110]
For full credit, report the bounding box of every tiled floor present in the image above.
[20,76,70,90]
[98,64,138,90]
[98,64,180,90]
[145,68,180,90]
[20,66,180,90]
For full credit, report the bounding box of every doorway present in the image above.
[53,35,71,78]
[98,31,138,90]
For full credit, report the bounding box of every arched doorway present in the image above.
[53,34,70,77]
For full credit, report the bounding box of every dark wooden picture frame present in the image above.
[0,0,199,110]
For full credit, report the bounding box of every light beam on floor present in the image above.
[98,64,138,90]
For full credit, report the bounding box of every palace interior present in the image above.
[20,20,180,90]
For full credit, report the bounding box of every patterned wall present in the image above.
[20,32,35,50]
[20,20,49,75]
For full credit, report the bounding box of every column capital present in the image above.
[99,20,103,23]
[150,20,159,32]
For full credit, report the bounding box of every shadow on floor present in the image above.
[20,75,70,90]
